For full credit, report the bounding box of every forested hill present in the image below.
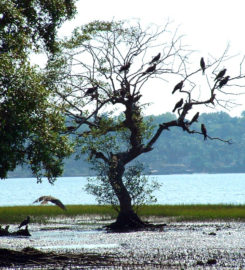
[9,111,245,177]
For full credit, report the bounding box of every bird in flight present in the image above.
[33,196,66,210]
[18,216,30,229]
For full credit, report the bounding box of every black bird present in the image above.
[18,216,30,229]
[215,69,226,81]
[201,124,207,140]
[119,62,131,73]
[172,81,184,94]
[189,112,199,125]
[150,53,161,64]
[84,86,98,96]
[219,76,230,88]
[143,64,156,75]
[200,57,205,75]
[183,102,192,111]
[172,98,183,113]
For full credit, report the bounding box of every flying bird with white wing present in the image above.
[33,196,66,210]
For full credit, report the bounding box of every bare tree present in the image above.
[48,21,245,231]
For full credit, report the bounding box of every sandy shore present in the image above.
[1,216,245,269]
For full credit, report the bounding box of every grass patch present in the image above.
[0,205,117,224]
[138,204,245,221]
[1,204,245,224]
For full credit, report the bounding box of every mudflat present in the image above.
[1,217,245,269]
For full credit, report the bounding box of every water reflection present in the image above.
[38,243,118,250]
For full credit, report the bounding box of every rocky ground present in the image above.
[1,216,245,269]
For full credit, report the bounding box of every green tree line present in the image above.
[9,111,245,177]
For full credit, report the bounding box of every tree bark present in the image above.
[106,155,146,231]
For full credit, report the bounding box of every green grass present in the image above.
[1,204,245,224]
[138,204,245,221]
[0,205,118,224]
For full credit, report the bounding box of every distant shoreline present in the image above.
[6,171,245,179]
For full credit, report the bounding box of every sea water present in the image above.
[0,174,245,206]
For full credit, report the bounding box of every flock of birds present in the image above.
[1,57,230,233]
[171,57,229,140]
[83,52,161,98]
[71,54,230,141]
[10,60,230,230]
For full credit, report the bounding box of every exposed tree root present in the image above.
[105,211,166,232]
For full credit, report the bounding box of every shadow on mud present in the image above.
[0,247,120,269]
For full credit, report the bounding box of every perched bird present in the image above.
[200,57,205,75]
[172,81,184,94]
[18,216,30,229]
[143,64,156,75]
[219,76,230,88]
[150,53,161,64]
[84,86,98,96]
[33,196,66,211]
[172,98,184,113]
[189,112,199,125]
[201,124,207,140]
[119,62,131,73]
[183,102,192,111]
[215,69,226,81]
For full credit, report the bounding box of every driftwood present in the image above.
[0,226,31,237]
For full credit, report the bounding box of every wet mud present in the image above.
[1,217,245,269]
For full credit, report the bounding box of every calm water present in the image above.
[1,174,245,206]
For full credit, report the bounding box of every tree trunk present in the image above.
[106,156,147,231]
